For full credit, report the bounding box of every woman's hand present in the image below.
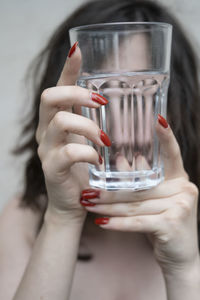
[81,117,200,274]
[36,43,109,222]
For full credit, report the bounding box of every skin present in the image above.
[0,44,200,300]
[34,42,200,299]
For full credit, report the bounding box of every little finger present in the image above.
[94,214,162,233]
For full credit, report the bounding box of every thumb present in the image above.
[156,114,188,180]
[57,42,82,86]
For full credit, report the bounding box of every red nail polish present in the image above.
[91,92,108,105]
[81,189,100,200]
[94,217,109,225]
[158,114,168,128]
[100,130,111,147]
[80,198,96,207]
[99,154,103,164]
[68,41,78,58]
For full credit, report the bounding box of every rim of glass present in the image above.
[69,22,172,33]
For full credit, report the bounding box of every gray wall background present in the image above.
[0,0,199,211]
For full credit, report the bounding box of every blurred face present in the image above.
[80,32,169,172]
[96,33,165,171]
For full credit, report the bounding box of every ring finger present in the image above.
[81,194,182,217]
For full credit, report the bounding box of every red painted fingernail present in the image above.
[81,189,100,200]
[80,198,96,207]
[68,41,78,58]
[94,217,109,225]
[91,92,108,105]
[158,114,168,129]
[100,130,111,146]
[99,153,103,164]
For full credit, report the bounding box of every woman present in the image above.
[0,0,200,299]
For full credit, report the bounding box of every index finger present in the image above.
[57,42,81,86]
[82,177,187,204]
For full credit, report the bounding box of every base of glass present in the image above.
[88,166,164,191]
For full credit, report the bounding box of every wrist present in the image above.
[45,203,87,228]
[162,255,200,284]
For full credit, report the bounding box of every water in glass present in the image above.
[77,71,169,190]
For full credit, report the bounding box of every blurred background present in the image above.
[0,0,200,211]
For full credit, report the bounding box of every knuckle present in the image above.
[176,199,191,215]
[53,111,67,129]
[181,181,199,203]
[164,212,179,226]
[35,127,43,144]
[133,216,143,228]
[129,202,141,215]
[164,197,191,226]
[41,88,52,105]
[37,144,43,160]
[186,182,199,198]
[157,232,172,244]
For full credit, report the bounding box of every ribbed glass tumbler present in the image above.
[69,22,172,190]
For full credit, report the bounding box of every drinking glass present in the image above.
[69,22,172,190]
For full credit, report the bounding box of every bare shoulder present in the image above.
[0,197,45,299]
[0,197,44,247]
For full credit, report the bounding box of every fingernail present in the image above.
[100,130,111,147]
[99,153,103,164]
[81,189,100,200]
[91,92,108,105]
[158,114,168,129]
[94,217,109,225]
[80,198,96,207]
[68,41,78,58]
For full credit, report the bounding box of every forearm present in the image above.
[163,257,200,300]
[14,209,85,300]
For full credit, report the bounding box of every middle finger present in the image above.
[83,196,177,217]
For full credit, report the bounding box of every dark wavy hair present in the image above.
[14,0,200,258]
